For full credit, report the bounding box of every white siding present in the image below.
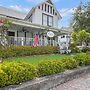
[31,4,60,28]
[32,8,42,25]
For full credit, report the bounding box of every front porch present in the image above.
[4,17,60,46]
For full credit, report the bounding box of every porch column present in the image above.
[55,37,58,46]
[40,35,43,46]
[25,32,26,45]
[17,31,18,45]
[31,32,34,46]
[53,38,55,46]
[44,35,48,46]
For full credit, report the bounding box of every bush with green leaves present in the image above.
[73,53,90,66]
[0,68,8,87]
[0,52,90,87]
[86,51,90,55]
[62,58,78,69]
[0,62,37,87]
[0,46,59,59]
[37,60,64,77]
[69,43,80,53]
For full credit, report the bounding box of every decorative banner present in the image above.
[47,31,54,38]
[0,20,4,26]
[33,34,39,47]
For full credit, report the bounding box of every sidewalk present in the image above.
[51,73,90,90]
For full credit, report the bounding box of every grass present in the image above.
[6,54,72,65]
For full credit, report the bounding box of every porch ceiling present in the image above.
[12,21,59,32]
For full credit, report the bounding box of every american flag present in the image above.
[0,20,4,26]
[33,34,39,47]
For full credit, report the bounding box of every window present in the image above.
[42,14,53,27]
[55,13,57,16]
[45,4,47,11]
[8,31,15,36]
[50,6,52,14]
[48,5,49,13]
[48,16,53,26]
[42,14,47,26]
[42,4,43,10]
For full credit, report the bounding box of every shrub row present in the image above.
[37,53,90,77]
[37,60,64,77]
[0,52,90,87]
[73,53,90,66]
[0,62,37,87]
[0,46,58,59]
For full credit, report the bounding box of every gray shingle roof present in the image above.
[0,6,26,19]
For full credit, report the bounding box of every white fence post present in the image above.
[21,37,24,46]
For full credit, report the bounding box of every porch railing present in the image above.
[9,37,58,46]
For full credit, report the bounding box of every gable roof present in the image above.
[25,0,62,20]
[46,0,53,5]
[0,6,26,19]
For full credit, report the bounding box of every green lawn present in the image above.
[6,54,72,65]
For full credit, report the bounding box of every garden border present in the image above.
[1,66,90,90]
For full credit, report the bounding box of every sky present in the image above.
[0,0,90,27]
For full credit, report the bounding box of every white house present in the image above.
[0,0,72,46]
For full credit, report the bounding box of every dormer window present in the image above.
[38,6,40,9]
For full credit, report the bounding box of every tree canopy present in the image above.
[72,30,90,46]
[72,2,90,33]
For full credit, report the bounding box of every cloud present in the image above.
[10,5,31,13]
[59,7,76,17]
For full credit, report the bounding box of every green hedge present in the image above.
[73,53,90,66]
[0,62,37,87]
[62,58,78,69]
[0,53,90,87]
[37,60,64,77]
[0,46,58,59]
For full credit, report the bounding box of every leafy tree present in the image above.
[72,2,90,32]
[72,32,78,44]
[0,18,12,48]
[72,30,90,46]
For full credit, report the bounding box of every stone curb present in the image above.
[1,66,90,90]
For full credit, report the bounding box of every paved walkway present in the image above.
[51,73,90,90]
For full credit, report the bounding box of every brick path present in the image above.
[51,73,90,90]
